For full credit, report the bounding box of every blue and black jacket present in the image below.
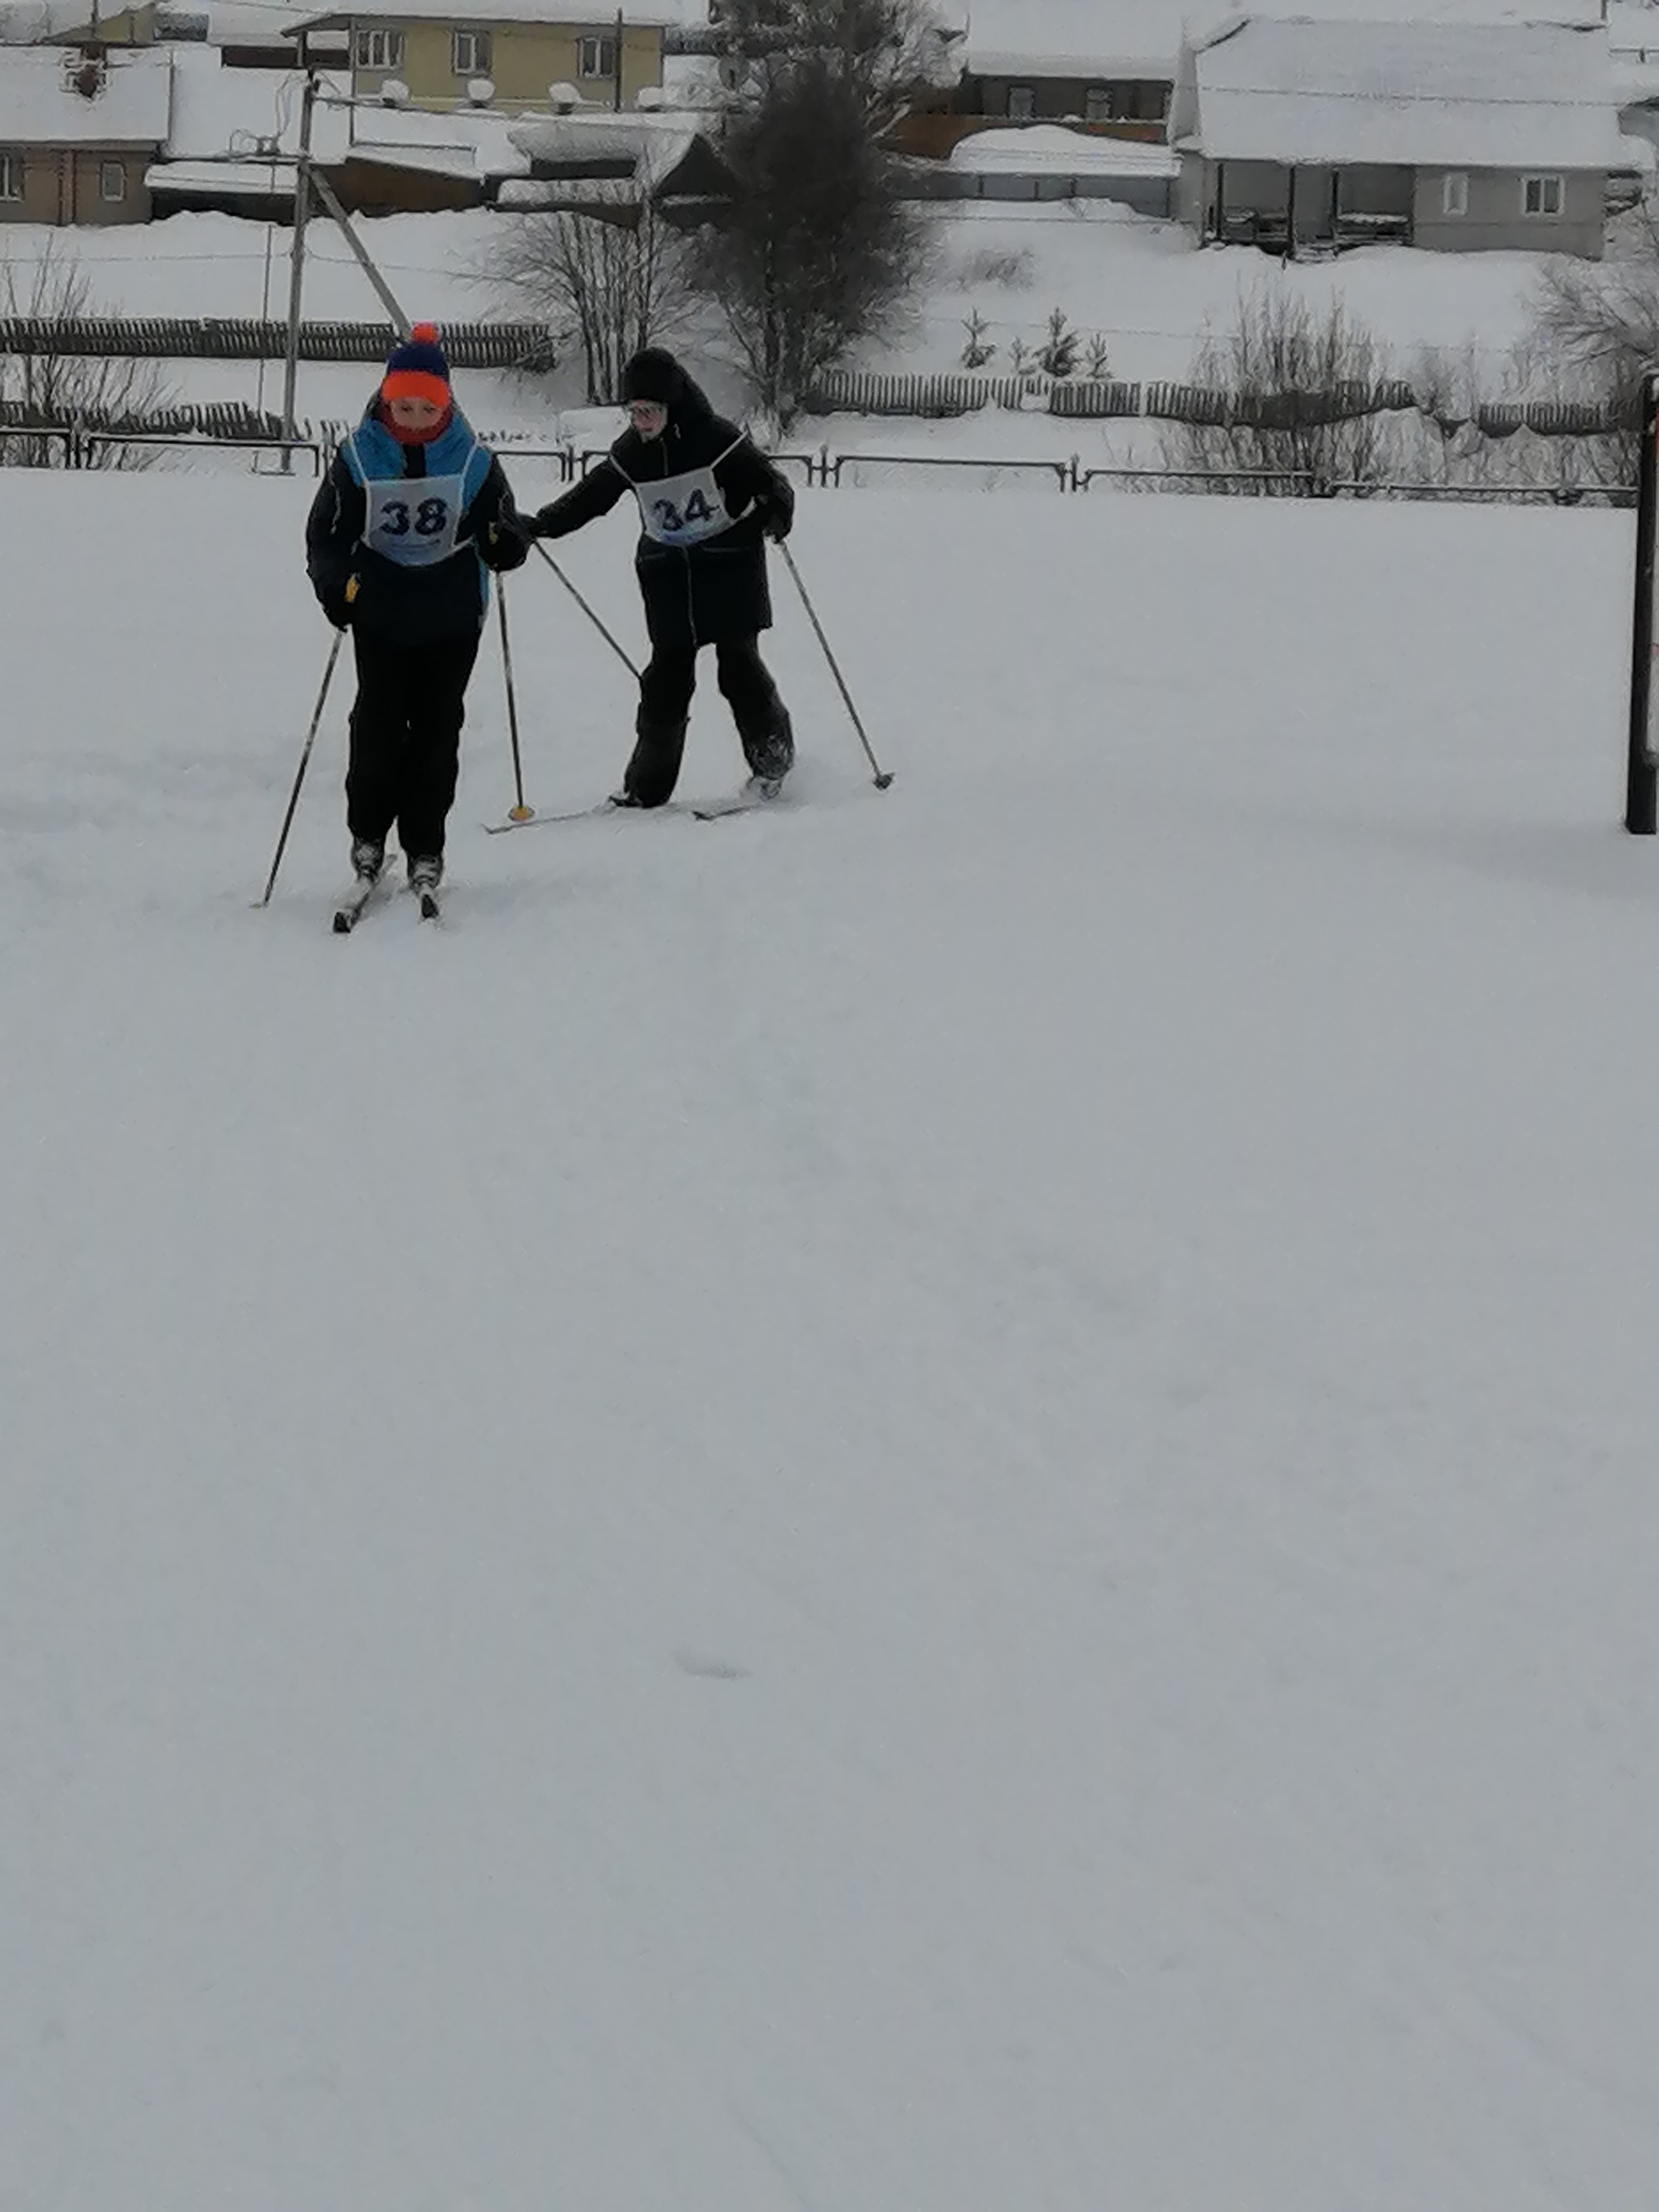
[305,399,526,646]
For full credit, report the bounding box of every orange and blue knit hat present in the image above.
[381,322,450,409]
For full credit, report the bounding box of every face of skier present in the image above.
[627,399,667,440]
[388,395,444,433]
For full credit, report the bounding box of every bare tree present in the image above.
[688,21,926,426]
[489,188,691,405]
[1527,228,1648,484]
[0,242,169,468]
[1531,215,1659,420]
[710,0,950,133]
[1158,285,1400,493]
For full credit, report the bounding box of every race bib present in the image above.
[363,478,465,567]
[634,463,731,549]
[350,432,478,569]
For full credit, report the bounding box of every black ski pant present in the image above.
[345,625,481,861]
[625,636,791,808]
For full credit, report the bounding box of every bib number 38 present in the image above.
[380,496,450,538]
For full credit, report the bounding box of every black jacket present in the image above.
[533,363,793,653]
[305,399,527,648]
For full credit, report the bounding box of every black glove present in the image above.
[531,503,566,541]
[755,496,792,543]
[320,578,353,630]
[486,512,531,572]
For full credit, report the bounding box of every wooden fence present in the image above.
[0,318,557,368]
[802,367,1629,436]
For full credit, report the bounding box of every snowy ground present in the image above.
[3,472,1657,2208]
[0,197,1554,443]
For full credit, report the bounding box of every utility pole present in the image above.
[309,167,411,333]
[1625,370,1659,835]
[280,65,317,475]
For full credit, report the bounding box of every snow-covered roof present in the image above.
[0,45,173,142]
[1180,15,1632,168]
[348,97,527,175]
[201,0,348,45]
[944,0,1607,83]
[288,0,686,28]
[1608,1,1659,96]
[507,105,699,185]
[163,45,350,158]
[947,122,1181,176]
[962,5,1210,81]
[1607,0,1659,51]
[145,154,292,193]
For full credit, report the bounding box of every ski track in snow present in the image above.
[2,473,1657,2209]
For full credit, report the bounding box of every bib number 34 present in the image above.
[652,488,716,536]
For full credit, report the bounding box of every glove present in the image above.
[321,574,356,630]
[486,512,531,572]
[755,497,792,543]
[531,503,565,540]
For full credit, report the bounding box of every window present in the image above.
[0,152,23,201]
[1442,171,1468,217]
[355,27,404,70]
[452,27,491,73]
[1007,83,1035,120]
[99,159,125,202]
[1522,172,1563,216]
[1083,85,1113,123]
[577,33,617,77]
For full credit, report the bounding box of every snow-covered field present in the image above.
[3,470,1657,2209]
[0,196,1553,441]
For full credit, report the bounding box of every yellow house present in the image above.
[287,3,673,115]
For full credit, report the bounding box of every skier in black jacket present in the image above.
[306,322,527,892]
[529,348,795,808]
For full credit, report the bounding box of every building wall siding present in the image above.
[349,18,664,111]
[1194,156,1605,256]
[964,73,1171,125]
[0,146,153,224]
[1413,165,1604,256]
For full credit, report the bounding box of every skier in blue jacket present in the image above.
[306,323,527,893]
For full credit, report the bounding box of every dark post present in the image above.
[1625,369,1659,834]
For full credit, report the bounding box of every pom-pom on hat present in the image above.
[381,321,451,409]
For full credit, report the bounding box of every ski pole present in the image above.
[497,580,533,823]
[532,539,639,680]
[256,627,344,908]
[779,541,892,789]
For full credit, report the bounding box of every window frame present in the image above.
[576,32,617,78]
[0,151,24,201]
[1007,82,1035,121]
[99,158,126,203]
[355,26,405,71]
[1522,172,1564,217]
[1441,170,1469,218]
[452,26,491,74]
[1083,85,1113,124]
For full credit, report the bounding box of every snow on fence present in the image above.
[0,318,559,368]
[801,370,1626,437]
[0,396,285,438]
